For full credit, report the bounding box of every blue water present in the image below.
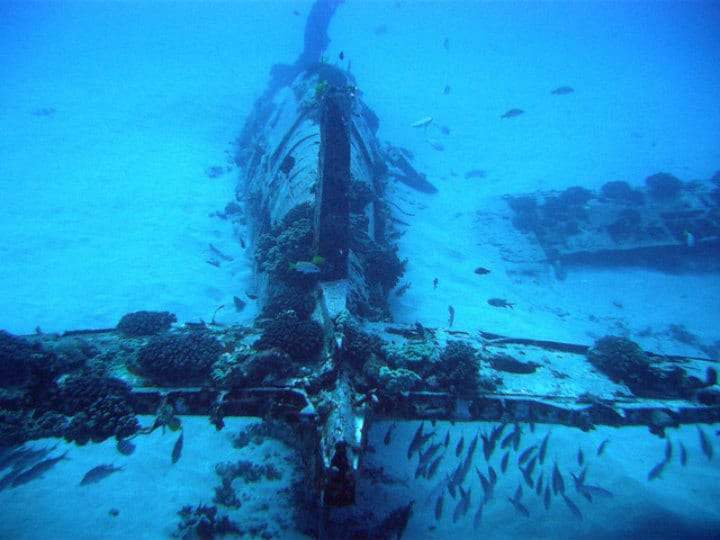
[1,1,719,539]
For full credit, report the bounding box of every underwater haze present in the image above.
[1,1,720,539]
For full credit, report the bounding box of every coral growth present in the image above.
[225,349,294,387]
[254,311,323,361]
[600,181,644,204]
[436,341,483,396]
[136,332,223,385]
[645,172,683,200]
[117,310,176,336]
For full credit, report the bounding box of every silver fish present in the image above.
[664,440,673,463]
[500,451,509,473]
[11,451,68,488]
[680,442,688,466]
[517,445,536,466]
[80,464,123,486]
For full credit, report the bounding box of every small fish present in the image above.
[464,170,486,179]
[289,261,321,274]
[408,422,426,459]
[698,427,713,461]
[472,501,484,530]
[581,485,613,499]
[419,442,443,471]
[535,471,544,496]
[508,485,529,517]
[552,463,565,495]
[339,51,345,61]
[474,267,491,275]
[428,139,444,151]
[521,457,537,489]
[245,291,258,300]
[476,467,492,502]
[384,424,396,446]
[543,485,551,510]
[411,116,433,128]
[116,438,135,456]
[209,243,233,261]
[551,86,574,95]
[80,464,123,486]
[518,445,536,466]
[501,108,524,119]
[455,436,465,457]
[538,432,550,464]
[562,494,583,520]
[373,24,388,36]
[11,451,69,488]
[443,430,450,448]
[501,451,510,473]
[680,442,687,466]
[206,259,220,267]
[426,454,444,479]
[439,125,451,135]
[664,440,673,463]
[596,438,609,457]
[442,85,451,95]
[172,432,184,464]
[647,459,666,481]
[577,448,584,467]
[443,37,449,51]
[488,298,514,309]
[501,431,515,450]
[434,493,444,520]
[452,485,471,523]
[488,466,497,485]
[448,305,455,328]
[433,277,439,289]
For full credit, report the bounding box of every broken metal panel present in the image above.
[507,180,720,272]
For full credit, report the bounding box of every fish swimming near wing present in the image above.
[426,454,444,480]
[465,170,487,180]
[384,424,396,446]
[435,493,444,520]
[172,432,184,464]
[518,445,536,466]
[680,442,688,466]
[508,484,529,517]
[543,485,551,510]
[473,501,484,530]
[521,456,537,488]
[10,451,69,488]
[452,485,471,523]
[698,427,713,461]
[443,430,450,448]
[596,438,609,457]
[551,86,574,95]
[408,422,426,459]
[647,459,666,481]
[80,464,123,486]
[501,451,510,473]
[562,494,583,520]
[535,471,544,496]
[538,432,550,464]
[455,436,465,457]
[664,440,673,463]
[552,463,565,495]
[476,467,493,502]
[577,448,584,467]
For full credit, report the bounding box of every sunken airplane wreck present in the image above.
[3,61,720,537]
[2,15,720,540]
